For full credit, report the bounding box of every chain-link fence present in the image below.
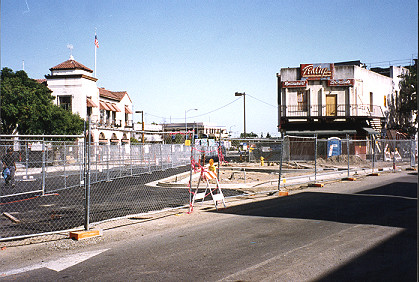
[0,134,226,241]
[0,137,85,240]
[1,134,417,241]
[225,136,417,189]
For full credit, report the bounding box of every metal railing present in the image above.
[280,104,385,118]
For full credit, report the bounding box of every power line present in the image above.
[246,94,276,108]
[143,97,242,122]
[189,97,241,119]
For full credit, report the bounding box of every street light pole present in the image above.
[185,108,198,140]
[235,92,246,138]
[135,111,144,144]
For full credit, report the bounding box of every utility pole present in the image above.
[135,111,144,144]
[235,92,246,138]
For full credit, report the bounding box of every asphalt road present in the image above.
[1,170,417,281]
[1,165,242,239]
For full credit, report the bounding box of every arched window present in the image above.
[110,133,119,144]
[99,132,107,144]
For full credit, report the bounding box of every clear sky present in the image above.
[1,0,418,137]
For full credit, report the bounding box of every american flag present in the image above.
[94,34,99,48]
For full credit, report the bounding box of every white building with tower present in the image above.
[43,56,134,144]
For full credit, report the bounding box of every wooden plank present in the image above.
[2,212,20,223]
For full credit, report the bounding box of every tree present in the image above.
[1,68,84,135]
[130,137,140,144]
[387,60,417,137]
[240,132,258,138]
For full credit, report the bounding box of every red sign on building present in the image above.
[282,80,307,88]
[300,63,334,80]
[327,79,355,87]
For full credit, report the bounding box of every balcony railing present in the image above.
[90,118,127,129]
[88,116,134,130]
[280,104,384,118]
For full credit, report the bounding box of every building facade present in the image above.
[44,56,133,144]
[133,123,163,143]
[163,122,228,141]
[277,61,407,139]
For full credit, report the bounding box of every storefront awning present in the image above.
[108,103,121,112]
[112,104,121,112]
[87,98,98,108]
[125,105,133,114]
[99,101,111,111]
[100,101,122,112]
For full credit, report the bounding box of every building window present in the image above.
[59,96,72,111]
[112,111,116,126]
[297,91,308,111]
[100,109,105,125]
[106,110,111,125]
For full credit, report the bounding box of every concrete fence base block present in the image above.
[309,183,324,187]
[342,177,356,181]
[69,229,102,240]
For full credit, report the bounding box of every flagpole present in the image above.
[95,43,97,78]
[94,34,97,78]
[94,31,99,78]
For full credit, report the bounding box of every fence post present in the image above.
[160,144,163,170]
[119,144,122,178]
[371,135,375,173]
[188,135,195,213]
[64,143,67,189]
[107,144,110,181]
[148,145,151,173]
[393,140,396,171]
[218,130,222,180]
[81,122,86,186]
[171,144,174,168]
[278,138,284,191]
[130,144,133,176]
[346,134,350,178]
[95,144,98,183]
[41,138,46,196]
[314,134,317,182]
[410,139,414,168]
[84,116,92,231]
[25,144,29,179]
